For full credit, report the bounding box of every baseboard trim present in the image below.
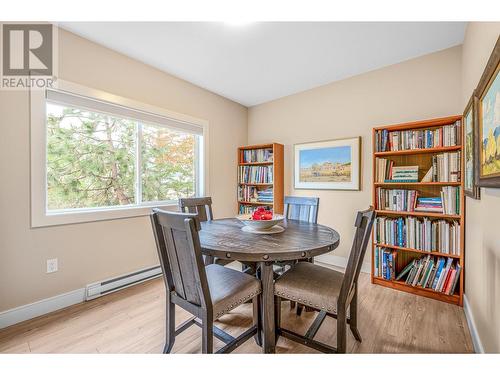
[0,288,86,329]
[315,255,370,274]
[463,294,484,353]
[0,266,163,330]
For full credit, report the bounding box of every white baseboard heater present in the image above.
[85,265,162,301]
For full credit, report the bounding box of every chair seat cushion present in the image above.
[206,264,261,320]
[274,262,344,313]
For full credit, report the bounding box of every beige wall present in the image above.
[461,22,500,353]
[248,46,462,266]
[0,28,247,311]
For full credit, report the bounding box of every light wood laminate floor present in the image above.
[0,273,473,353]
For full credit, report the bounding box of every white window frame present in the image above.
[30,79,209,227]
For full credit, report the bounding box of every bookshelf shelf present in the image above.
[373,243,461,259]
[372,277,460,304]
[374,145,462,157]
[237,143,284,214]
[239,183,274,186]
[239,161,274,166]
[375,210,461,219]
[374,182,461,187]
[238,201,275,206]
[372,115,465,306]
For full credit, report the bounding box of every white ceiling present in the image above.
[60,22,467,107]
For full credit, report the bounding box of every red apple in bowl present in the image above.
[237,208,284,231]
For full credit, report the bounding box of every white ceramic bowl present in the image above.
[236,213,285,230]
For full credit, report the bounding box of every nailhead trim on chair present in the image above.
[275,290,336,314]
[215,288,262,319]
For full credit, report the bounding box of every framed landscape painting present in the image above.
[463,93,480,199]
[476,36,500,188]
[294,137,361,190]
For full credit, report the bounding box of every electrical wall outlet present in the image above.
[46,258,58,273]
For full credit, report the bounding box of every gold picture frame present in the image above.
[476,36,500,188]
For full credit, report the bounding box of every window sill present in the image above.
[31,202,179,228]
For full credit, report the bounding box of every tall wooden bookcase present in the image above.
[371,115,465,306]
[237,143,284,214]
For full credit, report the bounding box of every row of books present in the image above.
[398,255,461,295]
[374,216,461,255]
[375,247,397,280]
[238,165,274,184]
[375,121,462,152]
[375,159,418,182]
[238,185,259,202]
[420,151,461,182]
[441,186,461,215]
[374,248,461,295]
[376,188,418,212]
[241,148,273,163]
[376,187,460,215]
[238,204,272,214]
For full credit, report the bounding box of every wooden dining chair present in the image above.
[179,197,214,222]
[279,196,319,314]
[273,207,376,353]
[283,196,320,224]
[151,209,262,354]
[179,197,230,266]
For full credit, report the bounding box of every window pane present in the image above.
[141,123,196,202]
[46,103,136,210]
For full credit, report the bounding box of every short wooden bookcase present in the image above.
[371,116,465,306]
[237,143,284,214]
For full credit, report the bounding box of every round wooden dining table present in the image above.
[199,218,340,353]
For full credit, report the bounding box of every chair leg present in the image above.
[349,288,362,342]
[253,296,262,346]
[296,304,303,316]
[274,296,281,344]
[336,308,347,354]
[202,317,214,354]
[163,297,175,353]
[204,255,215,266]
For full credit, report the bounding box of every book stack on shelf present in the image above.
[372,116,465,306]
[374,249,461,296]
[237,143,284,214]
[415,197,443,212]
[257,188,273,203]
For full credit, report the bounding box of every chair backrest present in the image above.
[179,197,214,222]
[150,209,211,309]
[338,207,376,307]
[283,196,319,224]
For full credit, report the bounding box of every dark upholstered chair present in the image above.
[151,209,262,354]
[179,197,231,266]
[273,207,376,353]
